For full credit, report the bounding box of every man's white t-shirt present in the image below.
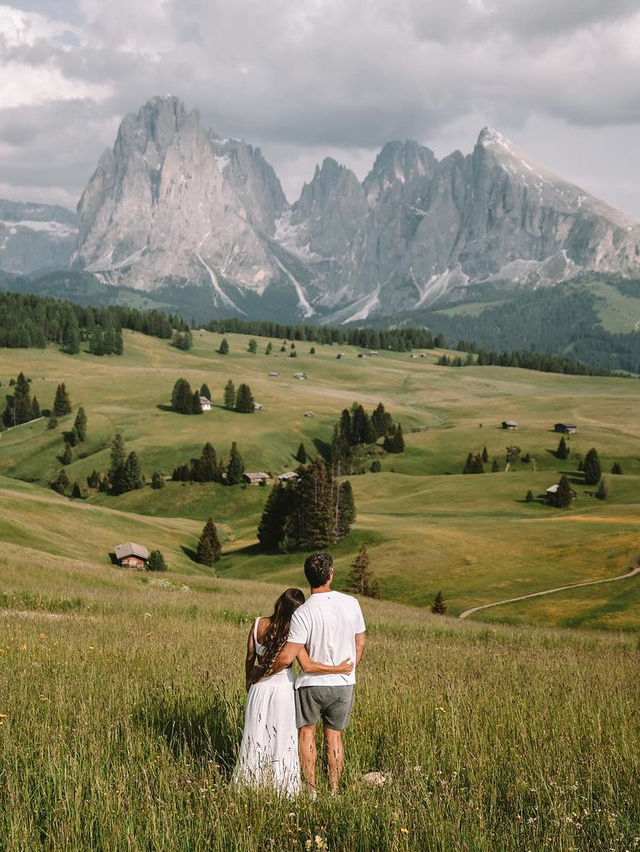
[288,591,366,689]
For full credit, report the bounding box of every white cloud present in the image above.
[0,0,639,217]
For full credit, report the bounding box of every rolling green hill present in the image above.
[1,328,639,629]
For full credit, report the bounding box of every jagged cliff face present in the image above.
[73,96,289,314]
[0,199,77,274]
[72,97,640,321]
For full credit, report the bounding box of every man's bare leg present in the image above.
[324,727,344,793]
[298,724,318,793]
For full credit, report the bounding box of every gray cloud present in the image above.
[2,0,640,216]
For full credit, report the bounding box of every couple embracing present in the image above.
[233,552,366,797]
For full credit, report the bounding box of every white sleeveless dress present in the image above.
[232,618,301,796]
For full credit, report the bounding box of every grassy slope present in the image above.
[0,549,638,850]
[1,330,639,628]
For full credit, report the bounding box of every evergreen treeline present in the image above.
[439,346,611,376]
[206,318,436,352]
[171,441,245,485]
[425,284,640,373]
[257,458,355,552]
[171,378,204,414]
[0,291,187,353]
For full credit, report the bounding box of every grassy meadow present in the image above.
[1,328,639,628]
[0,546,639,851]
[1,329,640,849]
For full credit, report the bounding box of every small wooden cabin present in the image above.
[554,423,577,434]
[114,542,149,569]
[243,472,270,486]
[502,420,518,430]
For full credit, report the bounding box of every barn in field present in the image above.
[554,422,577,434]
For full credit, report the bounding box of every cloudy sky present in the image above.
[2,0,640,216]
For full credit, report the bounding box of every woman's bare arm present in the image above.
[244,625,256,690]
[296,646,354,675]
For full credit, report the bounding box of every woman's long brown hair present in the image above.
[261,588,305,672]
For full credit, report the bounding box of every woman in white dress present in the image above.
[232,588,353,796]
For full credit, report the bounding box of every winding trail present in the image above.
[459,556,640,620]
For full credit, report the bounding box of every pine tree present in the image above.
[53,383,71,416]
[3,372,32,427]
[257,482,295,551]
[226,441,245,484]
[87,470,101,489]
[197,518,221,566]
[223,379,236,409]
[554,475,574,508]
[595,478,609,500]
[191,390,203,414]
[235,383,254,413]
[197,442,218,482]
[265,342,273,355]
[556,436,569,459]
[110,433,126,479]
[345,545,380,598]
[248,338,257,354]
[583,448,601,485]
[525,489,534,502]
[492,459,499,472]
[298,458,333,549]
[463,452,474,474]
[218,338,229,355]
[431,591,446,614]
[121,452,143,492]
[51,469,70,495]
[73,406,87,441]
[370,459,381,473]
[383,424,404,453]
[331,423,353,474]
[296,442,307,464]
[47,413,58,430]
[310,346,316,354]
[151,471,165,489]
[371,402,392,439]
[611,462,622,474]
[200,382,211,402]
[31,397,40,419]
[171,378,194,414]
[71,481,82,499]
[335,480,356,540]
[61,442,73,465]
[148,550,168,571]
[482,446,489,463]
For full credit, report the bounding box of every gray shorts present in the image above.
[295,685,355,731]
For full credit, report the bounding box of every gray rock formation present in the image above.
[72,97,640,321]
[0,199,77,274]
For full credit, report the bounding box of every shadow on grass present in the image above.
[156,404,173,412]
[134,686,243,777]
[108,551,118,565]
[312,437,332,463]
[181,545,199,563]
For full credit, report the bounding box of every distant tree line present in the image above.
[206,318,438,352]
[439,345,611,376]
[0,291,188,353]
[257,458,355,552]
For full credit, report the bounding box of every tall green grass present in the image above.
[0,554,638,850]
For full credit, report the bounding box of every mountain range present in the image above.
[3,95,640,323]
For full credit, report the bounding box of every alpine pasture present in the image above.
[1,329,639,850]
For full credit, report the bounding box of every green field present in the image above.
[2,330,640,849]
[1,329,639,629]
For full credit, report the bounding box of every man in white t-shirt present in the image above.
[267,552,366,794]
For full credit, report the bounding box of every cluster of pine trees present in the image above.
[171,441,246,485]
[223,380,255,412]
[81,433,143,497]
[1,372,41,428]
[0,292,187,353]
[257,458,355,552]
[331,402,403,472]
[206,318,438,352]
[171,378,210,414]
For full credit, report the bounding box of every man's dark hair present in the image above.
[304,552,334,588]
